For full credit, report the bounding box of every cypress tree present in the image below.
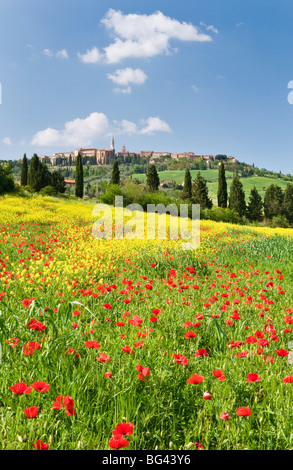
[263,184,284,219]
[75,152,84,198]
[181,168,192,200]
[51,170,66,194]
[28,154,43,192]
[228,174,246,217]
[192,171,213,209]
[20,153,28,186]
[282,183,293,224]
[246,186,263,222]
[110,160,120,185]
[146,164,160,192]
[217,162,228,208]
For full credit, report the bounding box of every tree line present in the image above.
[179,162,293,225]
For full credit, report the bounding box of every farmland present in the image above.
[0,195,293,450]
[133,170,290,204]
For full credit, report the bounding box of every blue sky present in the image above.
[1,0,293,173]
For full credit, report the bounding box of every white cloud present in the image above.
[77,46,103,64]
[191,85,199,93]
[113,119,138,134]
[31,112,110,147]
[56,49,68,59]
[139,116,172,135]
[30,112,171,146]
[2,137,12,146]
[107,68,147,86]
[200,22,219,34]
[43,48,53,57]
[113,86,132,94]
[78,9,212,64]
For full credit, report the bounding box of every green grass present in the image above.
[1,198,293,450]
[133,170,290,204]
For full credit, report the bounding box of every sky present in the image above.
[1,0,293,173]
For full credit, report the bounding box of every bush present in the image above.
[40,185,57,196]
[201,207,240,224]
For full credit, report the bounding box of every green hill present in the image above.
[132,170,291,204]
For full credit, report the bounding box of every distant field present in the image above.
[132,170,290,203]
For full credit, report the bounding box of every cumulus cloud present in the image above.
[30,112,171,146]
[77,9,213,64]
[77,46,103,63]
[113,86,132,94]
[31,112,110,147]
[139,116,172,135]
[43,48,53,57]
[56,49,68,59]
[107,68,147,86]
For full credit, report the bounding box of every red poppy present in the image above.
[220,412,230,420]
[31,381,50,392]
[276,349,289,357]
[96,353,111,363]
[246,336,257,344]
[112,422,134,436]
[63,396,76,416]
[187,374,204,384]
[10,382,31,394]
[108,434,129,449]
[104,372,113,378]
[203,391,212,400]
[172,353,188,365]
[212,370,224,378]
[152,308,161,315]
[24,406,39,418]
[22,299,33,308]
[236,407,251,417]
[194,349,209,357]
[283,375,293,383]
[103,304,112,309]
[32,440,49,450]
[246,373,262,383]
[85,340,100,349]
[185,331,197,339]
[23,341,41,356]
[51,395,63,410]
[28,318,46,333]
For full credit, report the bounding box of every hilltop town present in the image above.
[37,137,238,167]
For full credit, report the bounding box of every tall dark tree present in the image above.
[146,164,160,192]
[246,186,263,222]
[75,152,84,198]
[51,170,66,194]
[110,160,120,185]
[20,153,28,186]
[282,183,293,224]
[181,168,192,200]
[28,154,43,192]
[228,174,246,217]
[191,171,213,209]
[217,162,228,208]
[263,184,284,219]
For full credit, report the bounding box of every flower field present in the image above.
[1,195,293,450]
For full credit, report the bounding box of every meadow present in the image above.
[1,195,293,450]
[133,170,290,204]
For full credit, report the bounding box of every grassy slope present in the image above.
[133,170,290,204]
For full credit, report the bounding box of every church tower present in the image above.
[111,136,115,151]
